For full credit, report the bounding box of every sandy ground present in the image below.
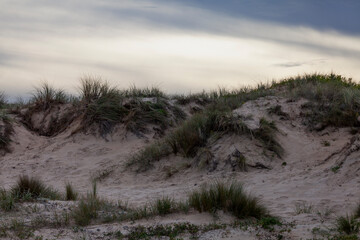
[1,96,360,239]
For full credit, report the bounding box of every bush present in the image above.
[188,181,267,219]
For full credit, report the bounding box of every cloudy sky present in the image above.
[1,0,360,98]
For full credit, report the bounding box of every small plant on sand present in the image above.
[127,141,172,172]
[336,215,359,235]
[0,188,14,211]
[152,196,175,216]
[354,203,360,219]
[188,181,267,219]
[72,182,104,226]
[65,183,78,201]
[11,176,60,200]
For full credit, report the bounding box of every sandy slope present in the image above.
[1,96,360,239]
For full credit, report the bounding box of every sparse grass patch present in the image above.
[127,141,172,172]
[72,182,104,226]
[188,181,267,219]
[254,118,284,158]
[294,202,313,214]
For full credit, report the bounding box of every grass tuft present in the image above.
[0,188,14,211]
[188,181,267,219]
[336,215,359,235]
[65,183,78,201]
[11,175,60,200]
[31,82,68,109]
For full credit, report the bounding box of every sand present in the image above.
[1,96,360,239]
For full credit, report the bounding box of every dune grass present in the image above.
[0,110,14,152]
[31,82,69,109]
[188,181,267,219]
[65,183,78,201]
[336,215,359,235]
[0,188,14,211]
[11,175,60,201]
[0,92,6,109]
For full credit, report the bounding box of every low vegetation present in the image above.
[11,175,60,201]
[188,181,267,219]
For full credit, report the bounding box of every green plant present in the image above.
[336,215,359,235]
[354,203,360,219]
[0,110,13,152]
[11,175,60,200]
[65,183,78,201]
[152,196,174,216]
[31,82,68,109]
[188,181,267,219]
[0,188,14,211]
[258,217,282,230]
[127,141,172,172]
[72,183,103,226]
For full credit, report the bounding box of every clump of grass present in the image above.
[188,181,267,219]
[278,73,360,129]
[65,183,78,201]
[354,203,360,219]
[0,92,7,109]
[127,141,172,172]
[11,175,60,200]
[152,196,175,216]
[31,82,69,109]
[123,85,166,98]
[0,188,14,211]
[336,215,359,235]
[72,182,105,226]
[80,77,183,137]
[0,111,14,152]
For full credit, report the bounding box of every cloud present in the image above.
[0,0,360,98]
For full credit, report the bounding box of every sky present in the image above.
[1,0,360,99]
